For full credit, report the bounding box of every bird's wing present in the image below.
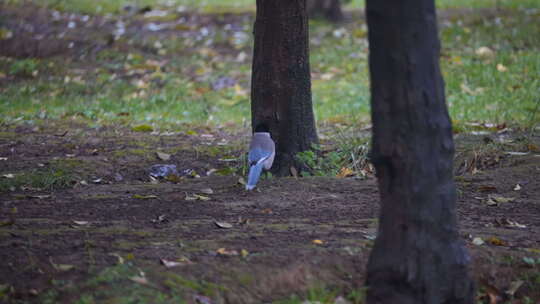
[249,133,275,167]
[248,147,271,166]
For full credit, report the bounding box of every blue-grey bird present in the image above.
[246,125,275,190]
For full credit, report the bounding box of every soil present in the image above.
[0,123,539,303]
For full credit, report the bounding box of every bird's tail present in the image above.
[246,162,264,190]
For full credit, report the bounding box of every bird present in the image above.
[246,124,275,191]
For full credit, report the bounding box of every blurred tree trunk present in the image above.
[364,0,475,303]
[307,0,343,22]
[251,0,318,176]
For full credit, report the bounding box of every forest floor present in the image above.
[0,122,539,304]
[1,1,540,303]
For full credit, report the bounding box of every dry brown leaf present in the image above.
[478,185,497,192]
[487,236,506,246]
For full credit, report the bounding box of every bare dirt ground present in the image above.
[0,123,539,303]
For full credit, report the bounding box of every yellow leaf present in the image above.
[337,167,354,178]
[450,55,463,65]
[216,248,238,256]
[241,249,249,258]
[233,84,247,96]
[312,239,324,245]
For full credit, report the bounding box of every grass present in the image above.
[0,164,76,192]
[1,2,538,131]
[13,0,540,15]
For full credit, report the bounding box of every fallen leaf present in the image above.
[513,184,522,191]
[151,214,167,223]
[505,151,529,156]
[50,258,75,272]
[488,194,515,204]
[237,217,250,225]
[73,220,89,226]
[132,194,158,199]
[129,276,149,285]
[156,151,171,161]
[337,167,354,178]
[109,253,124,264]
[487,237,505,246]
[216,248,238,256]
[160,257,193,268]
[528,143,540,152]
[185,194,210,201]
[28,195,51,199]
[238,177,246,185]
[475,46,495,59]
[495,218,526,229]
[215,221,233,229]
[472,237,485,246]
[290,166,298,178]
[312,239,324,245]
[193,294,213,304]
[496,63,507,72]
[261,208,273,214]
[505,280,524,297]
[364,234,377,240]
[241,249,249,258]
[478,185,497,192]
[199,188,213,194]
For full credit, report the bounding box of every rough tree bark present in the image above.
[365,0,475,303]
[251,0,318,176]
[307,0,344,23]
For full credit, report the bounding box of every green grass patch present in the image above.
[0,2,538,129]
[0,165,76,192]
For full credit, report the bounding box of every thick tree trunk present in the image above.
[307,0,344,23]
[251,0,318,176]
[365,0,475,303]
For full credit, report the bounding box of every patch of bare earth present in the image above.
[0,123,539,303]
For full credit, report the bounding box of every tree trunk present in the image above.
[251,0,318,176]
[364,0,475,303]
[307,0,344,22]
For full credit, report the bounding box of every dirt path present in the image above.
[0,123,539,303]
